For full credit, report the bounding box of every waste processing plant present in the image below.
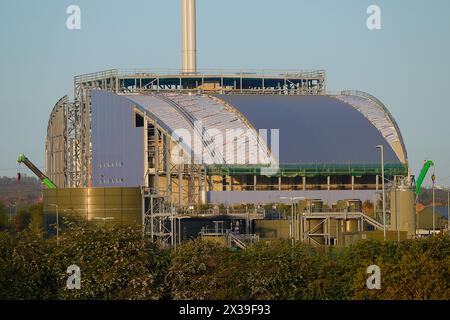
[36,0,418,248]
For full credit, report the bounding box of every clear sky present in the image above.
[0,0,449,187]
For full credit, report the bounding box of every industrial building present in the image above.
[40,0,416,247]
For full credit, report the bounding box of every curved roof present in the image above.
[334,91,407,163]
[122,91,406,166]
[125,93,273,165]
[216,94,406,164]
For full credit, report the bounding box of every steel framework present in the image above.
[301,210,385,246]
[65,68,326,191]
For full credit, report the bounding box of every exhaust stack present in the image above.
[182,0,197,74]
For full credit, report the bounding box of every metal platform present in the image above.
[74,68,326,96]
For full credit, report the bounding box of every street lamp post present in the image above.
[48,204,59,246]
[376,145,386,241]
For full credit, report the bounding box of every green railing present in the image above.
[206,163,408,177]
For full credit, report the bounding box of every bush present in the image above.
[168,239,231,300]
[50,220,170,300]
[0,230,56,299]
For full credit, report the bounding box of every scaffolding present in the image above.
[142,193,176,247]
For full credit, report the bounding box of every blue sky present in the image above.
[0,0,449,187]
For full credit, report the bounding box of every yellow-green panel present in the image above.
[70,196,88,206]
[70,188,88,199]
[88,188,105,197]
[87,211,107,221]
[122,212,142,225]
[104,194,122,206]
[104,188,123,197]
[43,187,142,227]
[122,188,141,197]
[56,197,70,206]
[57,189,71,197]
[44,197,58,205]
[103,210,123,224]
[87,204,109,212]
[254,220,290,239]
[86,196,105,206]
[122,196,140,206]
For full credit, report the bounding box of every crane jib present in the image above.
[17,154,58,189]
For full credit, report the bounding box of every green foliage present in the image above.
[0,202,9,230]
[0,218,170,300]
[0,222,448,300]
[168,239,231,300]
[28,203,43,235]
[51,222,169,300]
[167,236,449,300]
[13,208,31,232]
[344,237,450,300]
[0,230,56,299]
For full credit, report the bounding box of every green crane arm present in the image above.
[415,160,434,196]
[17,154,57,189]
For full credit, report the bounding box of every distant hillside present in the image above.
[0,176,42,207]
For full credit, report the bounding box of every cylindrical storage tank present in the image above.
[347,199,362,212]
[43,187,142,235]
[305,199,323,213]
[389,187,415,238]
[345,220,359,233]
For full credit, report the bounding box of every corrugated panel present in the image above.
[91,91,144,187]
[333,91,407,163]
[125,93,273,166]
[216,95,402,164]
[163,93,272,165]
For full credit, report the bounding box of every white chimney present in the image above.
[182,0,197,74]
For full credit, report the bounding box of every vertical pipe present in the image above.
[182,0,197,73]
[150,196,154,241]
[198,166,202,205]
[381,147,386,241]
[178,162,182,207]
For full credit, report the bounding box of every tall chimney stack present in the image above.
[182,0,197,74]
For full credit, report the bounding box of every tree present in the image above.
[13,208,31,232]
[51,219,169,300]
[28,202,43,235]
